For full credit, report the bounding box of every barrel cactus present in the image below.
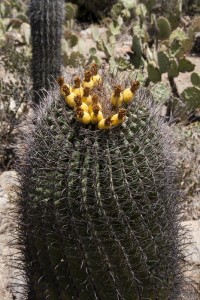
[17,0,187,298]
[17,64,186,299]
[29,0,64,103]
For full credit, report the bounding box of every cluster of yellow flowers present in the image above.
[57,64,140,130]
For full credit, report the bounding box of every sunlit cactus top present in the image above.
[57,64,140,130]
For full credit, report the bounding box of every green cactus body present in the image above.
[147,61,161,83]
[169,28,193,58]
[181,86,200,110]
[29,0,64,103]
[191,72,200,86]
[132,35,143,57]
[168,59,179,78]
[157,51,170,74]
[131,33,148,69]
[157,17,171,40]
[18,72,184,299]
[178,57,195,73]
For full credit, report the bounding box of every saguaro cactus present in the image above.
[17,66,185,299]
[29,0,64,103]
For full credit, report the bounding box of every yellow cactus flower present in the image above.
[88,94,102,114]
[111,85,123,107]
[90,63,102,86]
[75,108,91,124]
[91,105,104,124]
[61,85,76,108]
[74,95,89,112]
[72,76,83,97]
[82,70,94,89]
[111,108,126,126]
[122,80,140,104]
[58,66,138,130]
[98,117,113,130]
[59,82,72,97]
[82,87,92,105]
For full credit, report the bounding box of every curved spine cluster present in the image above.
[58,64,140,130]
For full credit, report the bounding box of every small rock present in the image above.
[0,64,6,80]
[0,171,19,195]
[5,31,24,45]
[9,97,16,112]
[182,220,200,265]
[0,189,7,206]
[80,27,93,39]
[80,26,107,39]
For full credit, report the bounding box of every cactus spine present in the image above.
[29,0,64,103]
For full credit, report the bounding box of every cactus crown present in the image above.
[59,64,140,129]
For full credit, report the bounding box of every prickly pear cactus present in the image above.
[181,86,200,110]
[29,0,64,103]
[191,71,200,86]
[147,61,161,83]
[17,65,185,300]
[158,51,170,74]
[157,17,171,40]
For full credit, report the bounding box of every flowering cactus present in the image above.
[17,1,187,298]
[17,64,185,299]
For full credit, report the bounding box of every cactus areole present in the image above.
[18,65,184,299]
